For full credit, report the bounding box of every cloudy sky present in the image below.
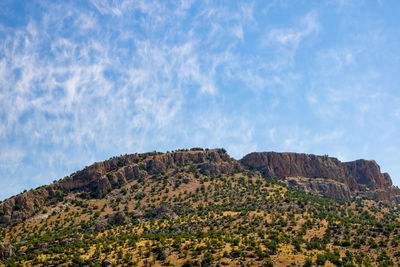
[1,0,400,200]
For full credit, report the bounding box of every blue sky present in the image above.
[1,0,400,200]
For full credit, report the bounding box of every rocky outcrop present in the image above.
[0,149,237,227]
[0,184,60,226]
[241,152,347,183]
[283,177,351,201]
[240,152,398,203]
[0,243,15,260]
[343,160,392,190]
[60,153,143,194]
[59,149,238,196]
[0,148,398,227]
[361,186,400,203]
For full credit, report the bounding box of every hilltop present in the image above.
[1,148,400,266]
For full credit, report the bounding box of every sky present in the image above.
[1,0,400,200]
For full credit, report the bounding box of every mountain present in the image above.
[1,149,400,266]
[241,152,400,203]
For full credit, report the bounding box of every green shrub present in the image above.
[303,258,312,267]
[201,252,213,266]
[316,254,327,265]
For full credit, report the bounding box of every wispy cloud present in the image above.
[265,11,320,47]
[0,1,259,199]
[1,1,400,199]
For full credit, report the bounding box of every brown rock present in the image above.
[0,243,15,260]
[0,186,52,227]
[241,151,398,203]
[241,152,348,184]
[1,148,399,227]
[344,159,392,189]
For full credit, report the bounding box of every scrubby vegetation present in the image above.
[1,150,400,266]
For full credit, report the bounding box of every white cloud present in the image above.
[188,112,257,159]
[0,1,235,183]
[316,49,356,73]
[232,24,244,40]
[313,131,344,143]
[90,0,124,16]
[0,146,26,172]
[326,0,357,13]
[266,11,320,47]
[1,0,400,199]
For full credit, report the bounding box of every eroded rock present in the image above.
[241,151,398,203]
[0,243,15,260]
[283,177,351,201]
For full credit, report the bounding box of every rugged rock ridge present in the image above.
[344,159,392,190]
[240,152,397,202]
[0,149,398,227]
[0,149,238,227]
[60,148,239,196]
[0,185,59,227]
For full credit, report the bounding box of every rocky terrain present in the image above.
[241,152,397,202]
[282,177,352,201]
[0,149,240,227]
[1,149,398,228]
[0,148,399,266]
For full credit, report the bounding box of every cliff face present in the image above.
[240,152,348,184]
[240,152,397,202]
[0,149,398,227]
[0,185,59,226]
[343,160,392,189]
[0,149,239,227]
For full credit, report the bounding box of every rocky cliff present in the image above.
[0,149,239,227]
[59,149,240,196]
[240,152,397,202]
[0,149,398,227]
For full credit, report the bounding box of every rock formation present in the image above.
[0,148,398,227]
[240,152,398,203]
[282,177,351,201]
[0,149,239,227]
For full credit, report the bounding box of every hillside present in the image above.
[1,148,400,266]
